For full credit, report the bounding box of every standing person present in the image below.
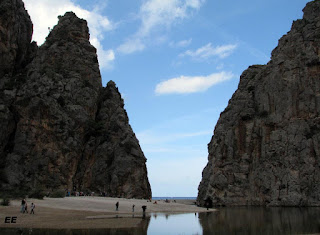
[30,203,35,214]
[204,198,212,210]
[132,204,135,212]
[20,199,25,213]
[24,201,28,213]
[142,205,147,218]
[115,201,119,211]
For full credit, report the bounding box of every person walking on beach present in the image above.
[24,201,28,213]
[115,201,119,211]
[20,199,25,213]
[30,203,35,214]
[142,205,147,218]
[132,204,135,212]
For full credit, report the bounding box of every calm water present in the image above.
[2,207,320,235]
[152,197,197,200]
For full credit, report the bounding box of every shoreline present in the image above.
[0,197,215,229]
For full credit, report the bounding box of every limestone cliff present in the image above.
[198,0,320,206]
[0,0,151,199]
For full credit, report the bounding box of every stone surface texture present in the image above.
[0,0,151,199]
[198,0,320,206]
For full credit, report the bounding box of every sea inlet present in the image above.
[2,207,320,234]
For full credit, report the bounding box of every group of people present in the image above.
[115,202,147,215]
[66,191,95,197]
[20,199,35,214]
[67,187,96,197]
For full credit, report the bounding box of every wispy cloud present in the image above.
[117,38,145,54]
[155,71,234,95]
[180,43,237,60]
[24,0,115,69]
[138,0,203,37]
[117,0,204,54]
[169,38,192,48]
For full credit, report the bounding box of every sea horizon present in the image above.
[152,197,197,200]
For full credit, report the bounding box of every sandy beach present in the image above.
[0,197,215,229]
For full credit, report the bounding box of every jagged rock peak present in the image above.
[44,11,90,46]
[104,81,124,105]
[270,0,320,64]
[0,0,152,199]
[0,0,34,77]
[197,0,320,207]
[107,80,117,88]
[303,0,320,22]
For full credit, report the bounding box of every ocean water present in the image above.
[152,197,197,200]
[2,207,320,234]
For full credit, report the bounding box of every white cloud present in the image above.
[180,43,237,60]
[185,0,204,9]
[118,0,204,54]
[117,38,145,54]
[91,38,115,69]
[169,38,192,48]
[155,71,234,95]
[23,0,115,69]
[139,0,203,36]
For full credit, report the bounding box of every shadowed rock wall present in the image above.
[0,0,151,199]
[198,0,320,206]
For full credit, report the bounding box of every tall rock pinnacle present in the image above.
[197,0,320,206]
[0,0,33,78]
[0,0,151,199]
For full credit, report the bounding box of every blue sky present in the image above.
[24,0,309,196]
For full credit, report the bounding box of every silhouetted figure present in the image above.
[116,201,119,211]
[20,199,26,213]
[204,197,213,210]
[30,203,35,214]
[24,202,28,213]
[132,204,135,212]
[142,205,147,218]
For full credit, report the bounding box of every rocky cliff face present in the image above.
[198,0,320,206]
[0,0,151,199]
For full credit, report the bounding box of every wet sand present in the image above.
[0,197,214,229]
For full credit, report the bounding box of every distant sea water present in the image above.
[3,207,320,234]
[152,197,196,200]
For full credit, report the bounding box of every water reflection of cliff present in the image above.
[198,208,320,234]
[1,216,150,235]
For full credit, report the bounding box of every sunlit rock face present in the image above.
[198,0,320,206]
[0,0,151,199]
